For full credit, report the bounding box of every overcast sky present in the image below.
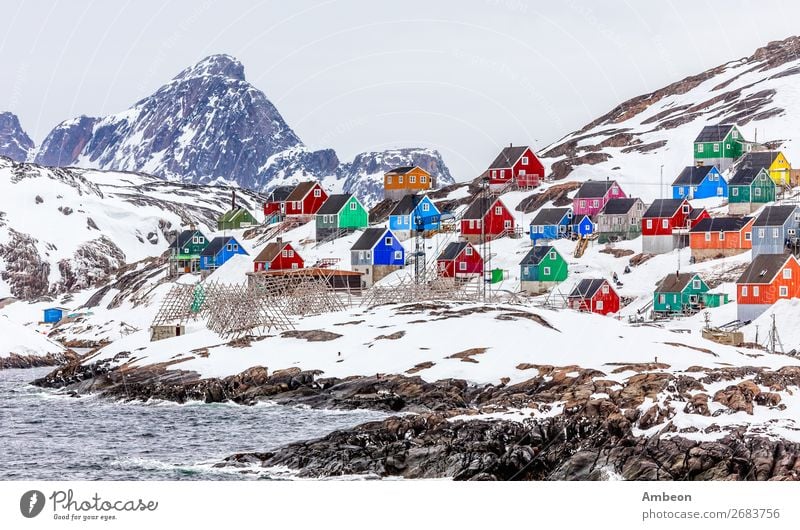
[1,0,798,178]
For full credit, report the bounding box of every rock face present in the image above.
[0,112,34,162]
[30,55,454,205]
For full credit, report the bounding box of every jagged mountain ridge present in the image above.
[539,35,800,199]
[23,54,453,205]
[0,112,34,162]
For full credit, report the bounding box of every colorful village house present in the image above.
[460,196,516,243]
[284,181,329,217]
[43,307,69,324]
[519,245,568,295]
[436,241,483,278]
[652,272,727,316]
[199,236,248,271]
[596,198,645,243]
[485,144,544,190]
[641,198,709,254]
[572,179,626,217]
[751,205,800,257]
[689,216,753,262]
[170,229,209,274]
[263,185,294,224]
[218,190,258,231]
[740,151,793,187]
[350,228,405,288]
[693,124,747,172]
[737,253,800,322]
[315,194,369,241]
[572,214,595,238]
[383,166,433,201]
[567,278,619,315]
[671,166,727,200]
[252,237,304,272]
[388,194,441,241]
[728,166,776,215]
[529,207,573,242]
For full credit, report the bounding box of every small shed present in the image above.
[43,307,69,324]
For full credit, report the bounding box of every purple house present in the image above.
[572,179,626,217]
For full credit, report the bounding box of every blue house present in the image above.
[388,194,441,239]
[351,227,405,287]
[529,207,573,242]
[43,307,69,324]
[573,214,595,237]
[672,166,727,200]
[751,205,800,257]
[199,236,248,271]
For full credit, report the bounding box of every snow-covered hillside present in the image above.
[540,36,800,200]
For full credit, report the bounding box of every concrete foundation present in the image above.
[352,264,402,288]
[642,235,685,255]
[737,303,771,323]
[691,247,747,262]
[520,280,558,295]
[728,202,759,215]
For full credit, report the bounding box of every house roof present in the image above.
[519,245,557,265]
[201,236,234,257]
[599,198,640,215]
[672,166,715,186]
[316,194,352,215]
[285,181,318,202]
[739,151,781,169]
[655,272,699,293]
[175,229,204,248]
[643,199,685,218]
[737,253,794,285]
[487,146,529,169]
[574,179,618,199]
[385,166,418,175]
[690,216,751,233]
[688,208,706,220]
[253,241,289,264]
[437,241,470,261]
[530,207,571,225]
[351,228,389,251]
[753,205,797,227]
[267,185,294,202]
[462,196,505,220]
[219,208,253,223]
[389,194,437,216]
[729,166,767,186]
[568,278,608,299]
[694,124,735,143]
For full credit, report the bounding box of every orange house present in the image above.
[688,216,753,262]
[384,166,433,200]
[737,253,800,322]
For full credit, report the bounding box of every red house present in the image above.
[567,278,619,315]
[460,197,515,243]
[437,241,483,278]
[641,198,709,254]
[263,185,295,221]
[737,253,800,322]
[486,145,544,189]
[252,238,304,272]
[284,181,328,216]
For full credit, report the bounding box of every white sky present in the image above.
[1,0,798,178]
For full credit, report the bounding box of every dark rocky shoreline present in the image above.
[32,359,800,480]
[0,351,79,370]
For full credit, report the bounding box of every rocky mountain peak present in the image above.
[0,111,35,162]
[172,54,246,82]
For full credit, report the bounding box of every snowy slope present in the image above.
[0,315,64,358]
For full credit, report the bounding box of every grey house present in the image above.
[751,205,800,257]
[596,198,645,243]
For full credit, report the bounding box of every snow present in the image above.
[0,315,64,358]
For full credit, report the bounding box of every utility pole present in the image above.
[481,176,489,303]
[659,165,664,200]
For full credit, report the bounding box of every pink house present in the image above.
[572,179,626,217]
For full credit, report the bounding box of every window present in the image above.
[394,250,402,260]
[199,237,204,243]
[521,157,529,164]
[398,176,404,184]
[288,250,294,258]
[741,286,748,296]
[500,170,506,178]
[409,175,416,184]
[504,220,512,229]
[596,300,604,310]
[495,206,502,215]
[678,188,684,197]
[365,250,371,259]
[592,200,599,208]
[753,286,759,296]
[359,251,365,260]
[692,279,701,290]
[718,232,725,241]
[774,228,780,238]
[658,294,665,304]
[549,250,556,260]
[420,176,427,184]
[732,188,739,196]
[282,250,288,258]
[192,236,199,244]
[519,169,526,176]
[705,232,711,241]
[226,244,232,251]
[543,266,551,275]
[646,219,653,229]
[323,215,329,223]
[726,144,731,149]
[732,130,738,139]
[294,201,301,209]
[469,220,475,229]
[314,188,322,197]
[758,228,765,238]
[232,244,238,251]
[754,187,761,197]
[291,263,299,269]
[717,187,723,196]
[422,203,430,212]
[682,205,690,214]
[745,232,752,241]
[184,247,189,254]
[385,237,392,246]
[662,219,669,229]
[713,144,719,152]
[350,201,357,210]
[611,186,618,195]
[459,262,467,271]
[465,246,473,256]
[780,286,789,297]
[784,268,792,279]
[698,144,704,153]
[491,170,497,178]
[601,284,609,294]
[386,176,392,185]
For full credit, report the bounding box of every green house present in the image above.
[728,166,775,214]
[694,124,746,171]
[519,245,568,295]
[170,229,209,274]
[653,272,727,314]
[315,194,369,241]
[218,207,258,230]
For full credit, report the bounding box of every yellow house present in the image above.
[738,151,791,186]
